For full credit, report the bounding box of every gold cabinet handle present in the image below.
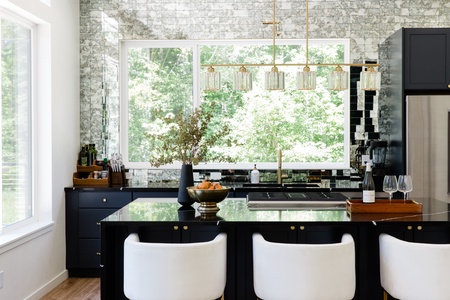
[417,226,422,231]
[183,226,188,230]
[447,84,450,88]
[299,226,305,230]
[173,226,179,230]
[290,226,295,230]
[407,226,412,230]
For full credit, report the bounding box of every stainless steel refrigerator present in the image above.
[406,95,450,203]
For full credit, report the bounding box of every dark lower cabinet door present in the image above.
[79,239,100,268]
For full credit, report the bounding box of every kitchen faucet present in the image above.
[277,149,288,184]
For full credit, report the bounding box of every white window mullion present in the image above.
[192,44,201,108]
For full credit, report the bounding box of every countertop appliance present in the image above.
[246,191,348,210]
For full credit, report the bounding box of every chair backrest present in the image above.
[379,233,450,300]
[252,233,355,300]
[124,232,227,300]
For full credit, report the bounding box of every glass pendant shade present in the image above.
[360,66,381,91]
[233,66,253,91]
[265,66,285,90]
[201,66,221,91]
[328,65,348,90]
[296,66,316,90]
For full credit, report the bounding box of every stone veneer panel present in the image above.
[80,0,450,170]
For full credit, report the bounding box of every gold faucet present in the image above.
[277,149,288,184]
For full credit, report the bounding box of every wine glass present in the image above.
[383,175,398,201]
[398,175,413,201]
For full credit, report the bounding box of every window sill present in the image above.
[0,221,54,255]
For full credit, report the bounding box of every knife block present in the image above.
[109,167,125,187]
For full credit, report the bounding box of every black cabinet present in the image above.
[404,28,450,91]
[65,189,133,276]
[65,187,184,276]
[382,28,450,176]
[132,190,178,199]
[100,221,231,300]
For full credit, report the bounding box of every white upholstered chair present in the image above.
[124,232,227,300]
[379,233,450,300]
[252,233,356,300]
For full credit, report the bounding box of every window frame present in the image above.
[0,8,35,231]
[120,39,350,170]
[0,4,54,248]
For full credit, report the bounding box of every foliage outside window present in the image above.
[120,40,350,170]
[1,14,33,228]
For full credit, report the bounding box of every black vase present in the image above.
[177,206,196,220]
[178,164,195,206]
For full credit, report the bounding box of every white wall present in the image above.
[0,0,79,299]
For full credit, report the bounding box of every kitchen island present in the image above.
[100,197,450,300]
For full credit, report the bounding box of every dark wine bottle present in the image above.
[87,144,95,166]
[362,161,375,203]
[80,144,88,166]
[103,157,108,171]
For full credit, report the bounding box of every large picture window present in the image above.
[120,39,349,170]
[1,12,34,228]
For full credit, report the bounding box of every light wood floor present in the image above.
[40,277,100,300]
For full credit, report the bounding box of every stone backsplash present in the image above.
[127,167,363,189]
[80,0,450,184]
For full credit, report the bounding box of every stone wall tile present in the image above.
[79,0,450,171]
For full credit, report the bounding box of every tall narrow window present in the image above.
[1,14,33,228]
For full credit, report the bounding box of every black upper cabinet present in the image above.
[404,28,450,91]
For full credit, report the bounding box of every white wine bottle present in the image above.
[251,164,260,183]
[362,161,375,203]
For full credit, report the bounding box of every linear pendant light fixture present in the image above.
[201,0,380,92]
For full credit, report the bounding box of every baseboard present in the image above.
[24,269,68,300]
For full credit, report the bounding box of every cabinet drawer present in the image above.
[133,191,178,199]
[79,239,101,268]
[79,192,132,208]
[79,209,118,238]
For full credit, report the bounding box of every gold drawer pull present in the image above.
[417,226,422,231]
[448,84,450,88]
[183,226,188,230]
[290,226,295,230]
[299,226,305,230]
[173,226,179,230]
[407,226,412,230]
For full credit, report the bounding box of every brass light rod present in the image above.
[202,0,379,70]
[271,0,276,67]
[305,0,309,66]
